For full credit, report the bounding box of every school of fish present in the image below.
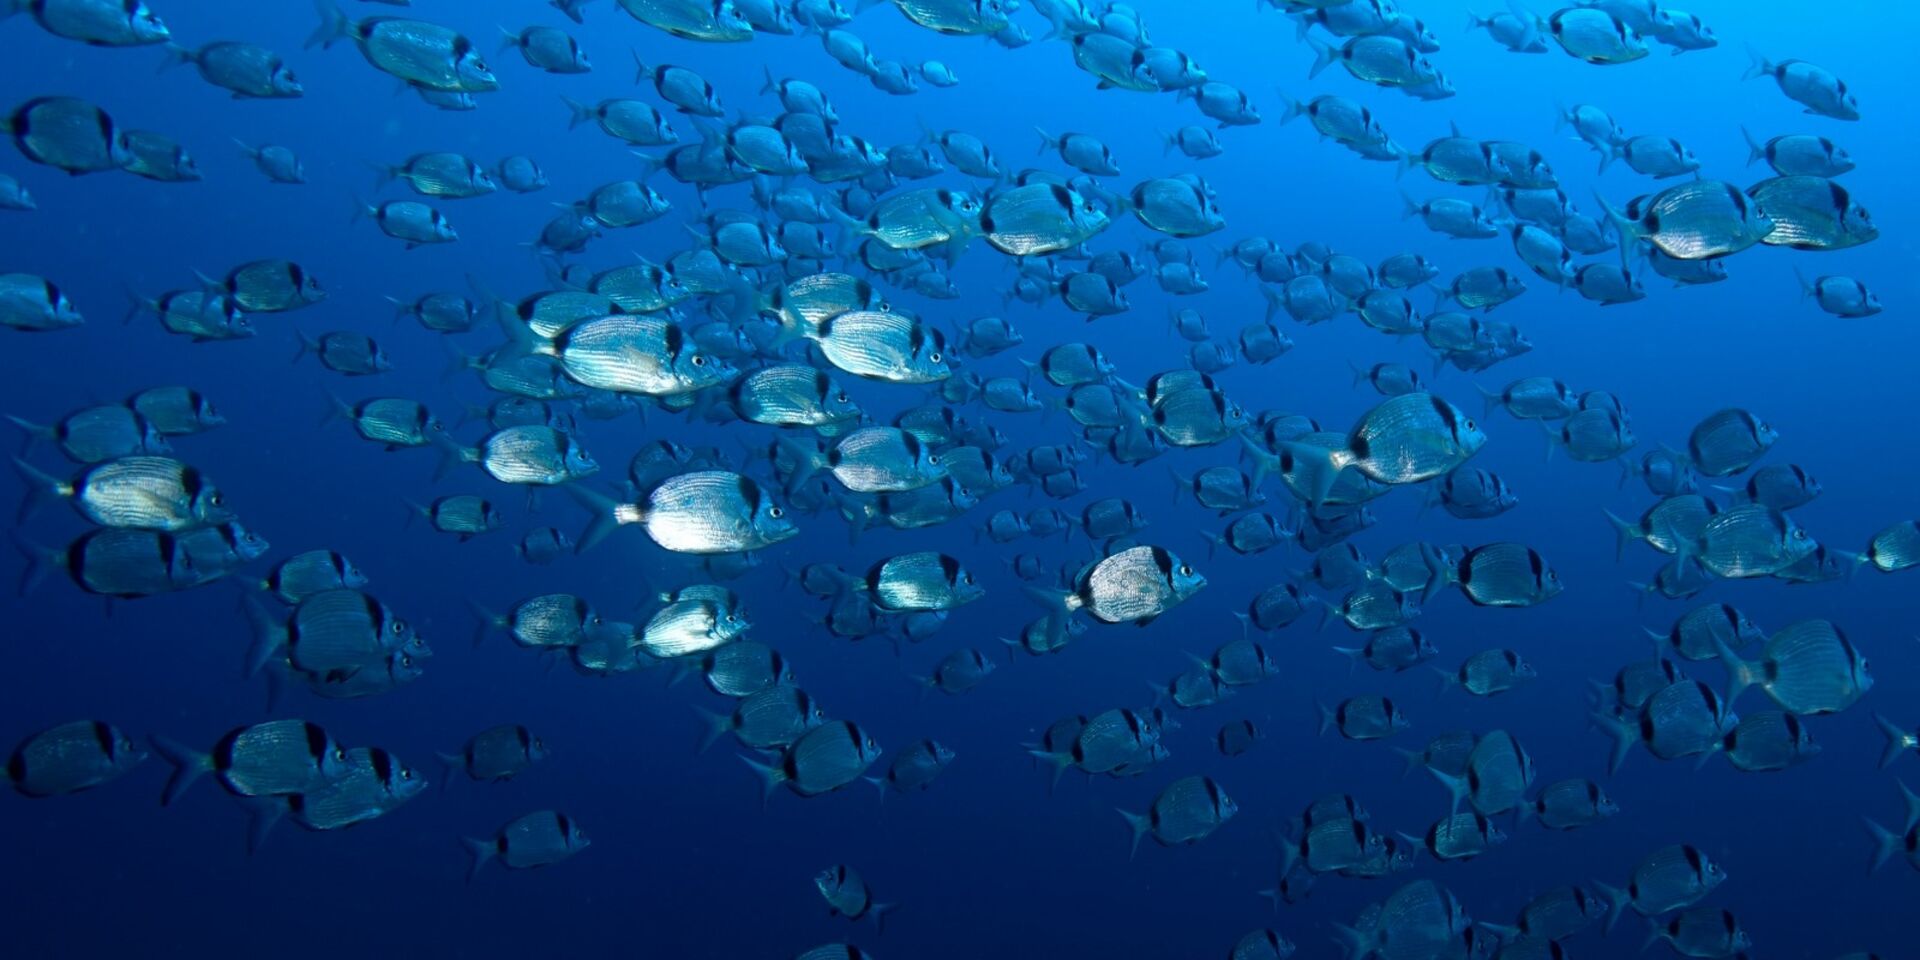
[0,0,1908,957]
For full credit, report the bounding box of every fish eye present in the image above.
[333,748,347,761]
[391,621,406,634]
[1464,419,1476,431]
[209,493,224,506]
[691,355,706,367]
[1179,564,1192,576]
[401,769,414,780]
[1793,530,1807,540]
[768,506,784,519]
[929,352,942,364]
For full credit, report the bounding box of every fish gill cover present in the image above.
[0,0,1914,957]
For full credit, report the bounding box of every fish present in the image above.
[1747,175,1878,250]
[1026,544,1206,639]
[1717,619,1872,716]
[1531,779,1619,830]
[1596,844,1728,932]
[1744,49,1859,120]
[439,725,548,784]
[1601,180,1773,260]
[307,3,499,93]
[1318,695,1407,740]
[7,96,132,175]
[865,738,953,796]
[1117,775,1237,857]
[744,720,883,800]
[4,720,147,797]
[463,810,590,879]
[815,864,896,931]
[150,720,350,805]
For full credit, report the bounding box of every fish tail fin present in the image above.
[305,0,351,50]
[1710,635,1758,707]
[561,95,601,132]
[243,797,285,856]
[1594,880,1628,934]
[1116,807,1151,860]
[1398,191,1421,221]
[465,600,502,648]
[772,437,826,496]
[1199,529,1223,560]
[1238,435,1280,491]
[564,483,636,553]
[1305,37,1336,80]
[462,836,496,883]
[1865,817,1900,874]
[1276,441,1343,509]
[1430,664,1458,696]
[1330,645,1363,676]
[149,735,211,806]
[1277,87,1307,127]
[1899,779,1920,831]
[157,42,194,73]
[1315,700,1334,737]
[435,752,463,793]
[8,530,58,596]
[1429,767,1469,824]
[366,159,400,195]
[1592,188,1641,247]
[11,456,68,524]
[1601,509,1639,561]
[739,753,787,810]
[1740,44,1771,81]
[691,705,734,754]
[1590,710,1637,776]
[241,594,289,679]
[1739,125,1765,166]
[4,414,50,458]
[1330,922,1371,960]
[1033,126,1056,156]
[1231,611,1253,643]
[1391,746,1423,779]
[1793,265,1814,301]
[1027,748,1072,795]
[1597,141,1618,175]
[868,902,898,935]
[1874,712,1915,770]
[1478,921,1520,944]
[291,328,320,365]
[494,24,525,56]
[1638,917,1667,953]
[1537,420,1561,463]
[1255,282,1286,323]
[1021,586,1077,652]
[864,775,888,807]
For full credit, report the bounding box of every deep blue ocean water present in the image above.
[2,0,1916,956]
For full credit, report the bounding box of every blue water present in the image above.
[3,0,1915,957]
